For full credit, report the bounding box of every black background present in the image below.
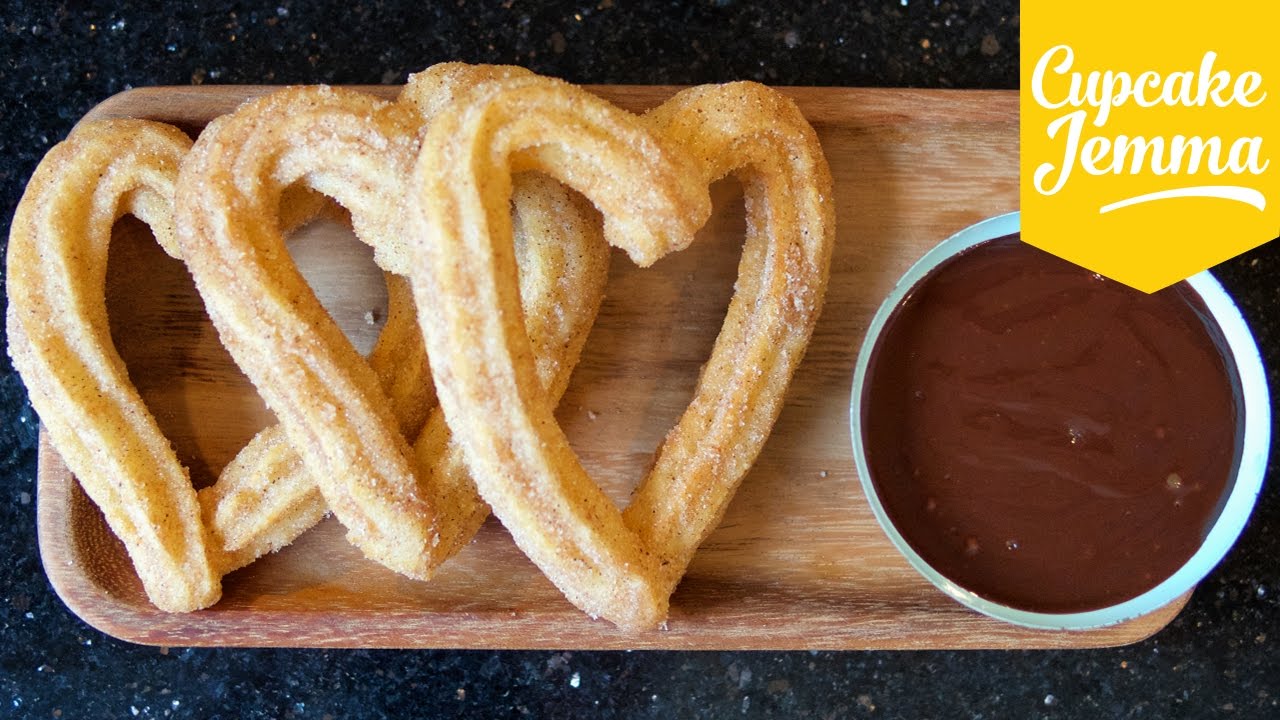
[1,2,1276,718]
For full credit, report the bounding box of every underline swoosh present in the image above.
[1099,185,1267,214]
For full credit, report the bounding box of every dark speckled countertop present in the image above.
[1,2,1276,718]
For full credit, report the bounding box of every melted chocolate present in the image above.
[862,235,1240,613]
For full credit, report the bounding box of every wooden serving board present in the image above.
[35,85,1189,649]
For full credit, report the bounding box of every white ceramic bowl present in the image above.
[849,211,1271,630]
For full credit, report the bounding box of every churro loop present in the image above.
[195,71,610,577]
[7,119,219,612]
[411,72,833,628]
[176,86,442,579]
[400,64,614,566]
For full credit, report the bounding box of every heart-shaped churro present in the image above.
[410,70,833,628]
[175,85,445,580]
[178,80,611,581]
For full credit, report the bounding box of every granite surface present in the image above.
[1,1,1276,718]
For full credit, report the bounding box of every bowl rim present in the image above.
[848,211,1272,630]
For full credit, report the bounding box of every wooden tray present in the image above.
[35,85,1189,649]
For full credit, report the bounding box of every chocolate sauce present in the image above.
[862,235,1241,613]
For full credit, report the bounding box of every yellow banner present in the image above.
[1021,2,1279,292]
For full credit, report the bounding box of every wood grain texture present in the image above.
[34,85,1190,649]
